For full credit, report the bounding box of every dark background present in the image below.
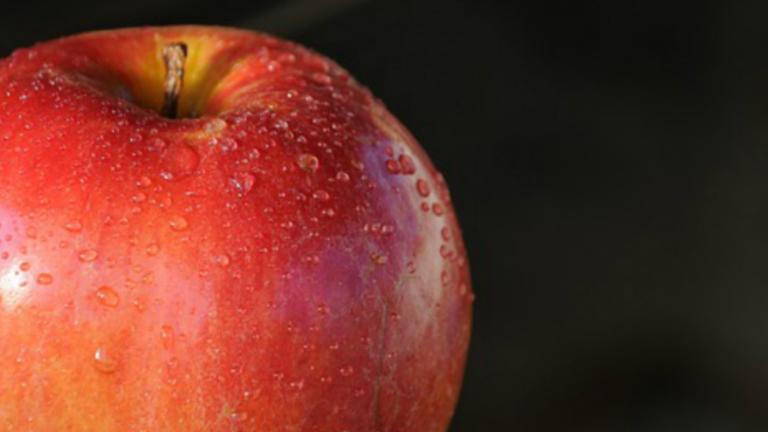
[6,0,768,430]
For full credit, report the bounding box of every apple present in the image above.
[0,26,472,431]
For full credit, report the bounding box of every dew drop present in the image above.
[339,365,354,377]
[64,220,83,232]
[161,324,175,349]
[441,271,450,286]
[312,189,330,201]
[78,249,98,263]
[297,153,319,172]
[441,226,451,241]
[169,215,189,231]
[432,202,445,216]
[93,347,118,373]
[146,243,160,256]
[416,179,431,197]
[36,273,53,285]
[398,154,416,174]
[95,285,119,307]
[336,171,350,182]
[137,176,153,188]
[19,262,30,272]
[385,159,400,174]
[163,145,199,179]
[310,72,332,86]
[230,172,256,195]
[216,254,231,267]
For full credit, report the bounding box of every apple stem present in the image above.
[160,42,188,119]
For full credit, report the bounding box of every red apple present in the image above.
[0,26,472,431]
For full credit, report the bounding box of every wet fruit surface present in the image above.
[0,26,472,431]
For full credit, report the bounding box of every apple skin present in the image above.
[0,26,472,431]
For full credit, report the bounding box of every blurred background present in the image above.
[6,0,768,430]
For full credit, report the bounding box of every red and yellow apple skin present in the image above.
[0,26,472,431]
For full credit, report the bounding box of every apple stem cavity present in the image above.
[160,42,188,119]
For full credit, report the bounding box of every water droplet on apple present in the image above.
[432,202,445,216]
[310,72,332,86]
[64,220,83,232]
[161,324,174,349]
[204,118,227,134]
[398,154,416,174]
[406,261,416,274]
[312,189,330,201]
[93,347,118,373]
[441,226,451,241]
[95,285,119,307]
[137,176,153,188]
[297,153,319,172]
[146,243,160,256]
[78,249,98,263]
[416,179,431,197]
[229,172,256,195]
[169,215,189,231]
[148,137,167,151]
[36,273,53,285]
[19,261,31,272]
[370,253,388,265]
[441,271,450,286]
[163,144,199,179]
[216,254,231,267]
[339,365,354,377]
[385,159,400,174]
[336,171,350,182]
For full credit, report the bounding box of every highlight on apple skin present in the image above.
[0,26,473,431]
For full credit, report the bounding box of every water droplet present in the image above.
[406,261,416,273]
[132,192,147,203]
[370,253,388,265]
[441,271,450,286]
[398,154,416,174]
[336,171,350,182]
[169,215,189,231]
[441,226,451,241]
[78,249,98,263]
[230,172,256,195]
[297,153,319,172]
[146,243,160,256]
[148,137,167,151]
[312,189,330,201]
[204,118,227,134]
[163,145,199,179]
[36,273,53,285]
[310,72,332,86]
[216,254,231,267]
[420,202,430,212]
[339,365,354,377]
[95,286,119,307]
[19,262,30,272]
[161,324,174,349]
[64,220,83,232]
[416,179,431,197]
[93,347,118,373]
[385,159,400,174]
[25,227,37,239]
[137,176,153,188]
[432,202,445,216]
